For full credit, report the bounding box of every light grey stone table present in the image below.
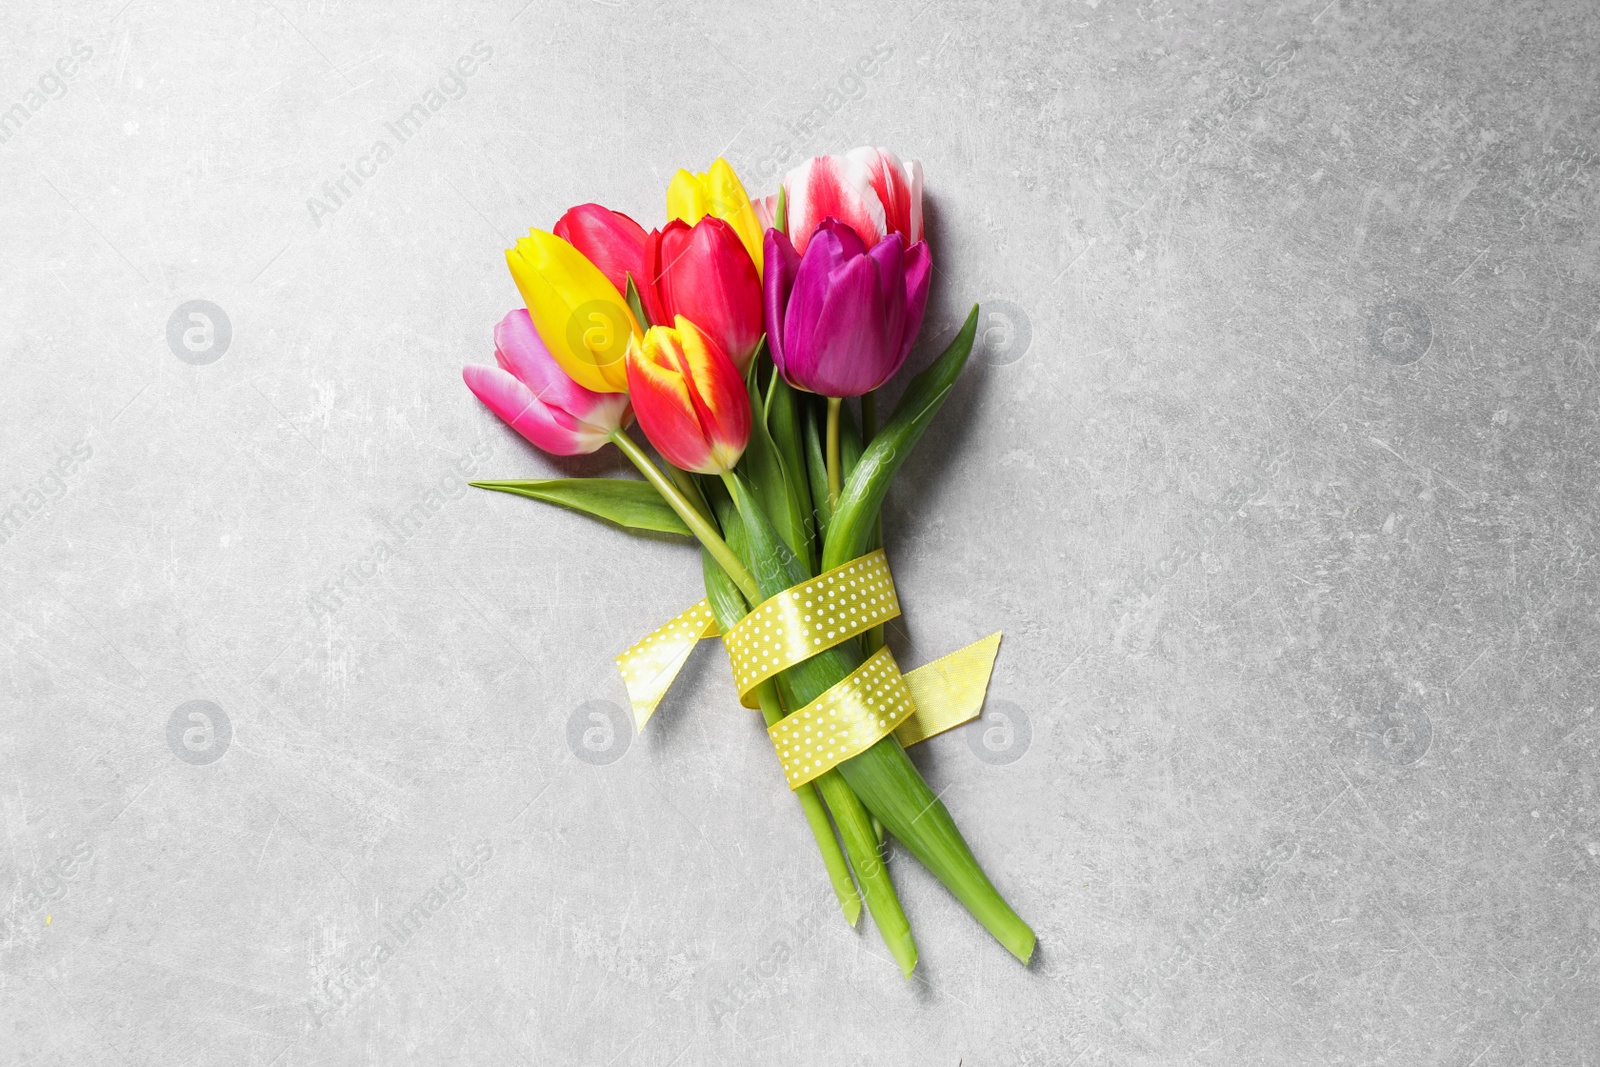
[3,0,1595,1063]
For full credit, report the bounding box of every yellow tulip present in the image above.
[666,158,764,278]
[505,230,641,393]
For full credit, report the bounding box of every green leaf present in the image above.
[742,347,813,573]
[803,400,832,538]
[765,372,817,571]
[699,477,762,631]
[471,478,691,536]
[625,272,652,330]
[722,469,810,599]
[821,304,980,571]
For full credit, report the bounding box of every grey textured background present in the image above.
[3,0,1597,1063]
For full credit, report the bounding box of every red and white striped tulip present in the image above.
[757,147,924,255]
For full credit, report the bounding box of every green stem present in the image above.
[753,680,862,927]
[719,468,918,976]
[826,396,843,511]
[859,391,885,654]
[609,429,761,605]
[813,767,917,976]
[665,463,712,523]
[700,533,860,928]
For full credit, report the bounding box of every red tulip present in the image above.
[552,203,649,298]
[639,216,763,375]
[624,316,750,474]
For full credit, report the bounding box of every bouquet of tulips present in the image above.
[461,149,1034,974]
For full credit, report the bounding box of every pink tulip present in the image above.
[463,309,632,455]
[551,204,649,300]
[763,147,924,255]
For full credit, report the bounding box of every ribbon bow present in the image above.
[615,550,1001,789]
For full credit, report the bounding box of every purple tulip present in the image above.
[764,217,932,397]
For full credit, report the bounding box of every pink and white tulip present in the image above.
[463,309,632,455]
[758,147,924,255]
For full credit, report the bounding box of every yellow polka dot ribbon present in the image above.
[614,552,1004,787]
[722,549,900,709]
[614,600,719,732]
[767,634,1003,789]
[767,646,915,787]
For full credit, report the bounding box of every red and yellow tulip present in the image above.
[623,316,750,475]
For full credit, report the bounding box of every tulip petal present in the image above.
[672,317,751,471]
[506,230,640,394]
[781,230,838,388]
[553,204,649,299]
[847,147,923,246]
[752,192,779,232]
[463,364,613,455]
[666,169,707,224]
[655,217,763,374]
[819,216,868,264]
[784,154,885,254]
[898,241,933,363]
[764,229,801,374]
[807,254,894,396]
[866,234,908,376]
[640,227,671,329]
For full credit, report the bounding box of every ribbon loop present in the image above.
[767,646,916,788]
[765,633,1004,789]
[613,552,1005,780]
[614,599,719,732]
[721,548,900,707]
